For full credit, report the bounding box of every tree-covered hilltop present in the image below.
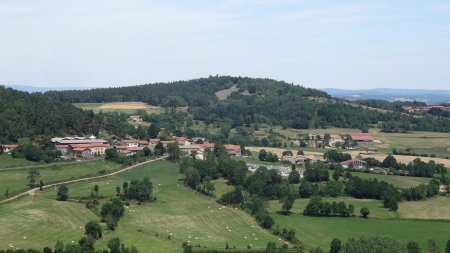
[44,76,450,132]
[44,76,329,107]
[0,86,129,143]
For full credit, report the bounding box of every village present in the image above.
[0,128,378,178]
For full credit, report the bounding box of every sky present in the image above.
[1,0,450,90]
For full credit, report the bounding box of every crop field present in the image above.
[3,160,280,253]
[0,160,121,201]
[74,102,187,114]
[0,155,38,169]
[268,198,450,250]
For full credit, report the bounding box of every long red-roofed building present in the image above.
[345,133,373,142]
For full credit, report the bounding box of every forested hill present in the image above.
[45,76,450,132]
[0,86,104,142]
[44,76,329,106]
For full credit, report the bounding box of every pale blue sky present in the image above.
[1,0,449,89]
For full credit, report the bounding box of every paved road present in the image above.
[0,156,166,204]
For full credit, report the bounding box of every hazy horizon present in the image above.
[1,1,450,89]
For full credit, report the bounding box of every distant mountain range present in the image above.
[322,88,450,105]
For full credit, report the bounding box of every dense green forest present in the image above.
[0,86,100,142]
[0,86,131,143]
[45,76,450,132]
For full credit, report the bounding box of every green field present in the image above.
[398,196,450,220]
[269,126,450,159]
[0,155,38,169]
[268,197,450,250]
[2,160,280,252]
[0,196,98,249]
[74,102,187,115]
[1,159,449,252]
[0,160,121,201]
[349,171,430,188]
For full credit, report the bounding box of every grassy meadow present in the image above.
[0,155,38,169]
[268,197,450,250]
[2,160,280,252]
[74,102,187,115]
[0,160,121,201]
[1,159,449,252]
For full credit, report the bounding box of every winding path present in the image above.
[0,156,167,204]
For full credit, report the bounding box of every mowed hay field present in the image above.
[0,160,121,201]
[7,160,279,253]
[0,196,98,249]
[398,196,450,219]
[268,198,450,250]
[74,102,187,114]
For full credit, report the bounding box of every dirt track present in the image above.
[0,157,166,204]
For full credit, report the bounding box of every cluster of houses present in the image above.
[305,132,373,148]
[247,163,304,178]
[402,105,450,113]
[49,135,242,160]
[52,136,112,159]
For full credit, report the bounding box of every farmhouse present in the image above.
[69,143,112,157]
[345,133,373,142]
[52,136,111,157]
[340,159,367,170]
[1,144,18,154]
[128,115,142,122]
[224,144,241,158]
[282,155,316,165]
[115,145,143,156]
[180,144,203,155]
[202,142,215,151]
[121,139,149,147]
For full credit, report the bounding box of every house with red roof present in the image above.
[224,144,242,158]
[340,159,367,170]
[1,144,18,154]
[68,143,112,157]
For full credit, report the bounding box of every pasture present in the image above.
[0,196,97,250]
[270,211,450,250]
[0,155,38,169]
[74,102,187,114]
[349,171,430,188]
[0,160,121,201]
[268,198,450,250]
[4,160,281,253]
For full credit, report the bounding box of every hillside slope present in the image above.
[45,76,450,132]
[0,86,103,142]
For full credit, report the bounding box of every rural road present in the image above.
[0,156,167,204]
